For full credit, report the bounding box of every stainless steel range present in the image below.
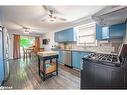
[81,44,127,89]
[86,53,122,67]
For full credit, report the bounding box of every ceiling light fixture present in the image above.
[24,28,30,34]
[47,17,56,23]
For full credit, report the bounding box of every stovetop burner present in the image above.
[87,53,120,64]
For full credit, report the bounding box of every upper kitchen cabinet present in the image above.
[96,23,126,40]
[54,28,78,42]
[96,24,102,40]
[54,32,59,42]
[109,23,126,39]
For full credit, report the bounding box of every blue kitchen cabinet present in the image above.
[63,28,77,42]
[58,50,64,64]
[96,24,102,40]
[72,51,81,69]
[96,25,110,40]
[72,51,90,69]
[54,28,77,42]
[109,23,126,39]
[54,32,58,42]
[54,31,61,42]
[96,23,126,40]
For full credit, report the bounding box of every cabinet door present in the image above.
[64,28,74,41]
[109,23,126,39]
[82,61,110,89]
[59,30,65,42]
[54,32,58,42]
[96,24,102,40]
[81,60,95,89]
[55,32,62,42]
[55,28,77,42]
[72,51,81,69]
[58,51,64,64]
[60,51,64,63]
[110,69,124,88]
[81,60,124,89]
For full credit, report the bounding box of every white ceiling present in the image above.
[0,6,104,35]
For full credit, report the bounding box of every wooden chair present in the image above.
[39,48,44,52]
[23,47,32,58]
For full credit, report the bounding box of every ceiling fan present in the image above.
[41,6,67,23]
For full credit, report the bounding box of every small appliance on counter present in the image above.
[81,44,127,89]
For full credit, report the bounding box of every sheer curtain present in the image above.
[35,37,40,53]
[13,35,20,59]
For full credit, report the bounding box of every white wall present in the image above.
[42,31,57,51]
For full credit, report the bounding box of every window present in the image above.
[76,22,97,46]
[20,36,35,48]
[20,36,35,57]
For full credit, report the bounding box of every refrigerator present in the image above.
[0,26,10,86]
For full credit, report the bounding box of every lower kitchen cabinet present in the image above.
[81,59,125,89]
[58,51,64,64]
[72,51,90,69]
[72,51,80,69]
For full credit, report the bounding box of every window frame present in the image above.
[76,22,97,46]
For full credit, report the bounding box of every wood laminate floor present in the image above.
[4,56,80,89]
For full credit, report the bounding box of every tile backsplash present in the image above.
[58,39,123,54]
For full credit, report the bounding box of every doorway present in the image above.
[20,36,35,57]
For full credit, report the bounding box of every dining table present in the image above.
[24,47,34,57]
[25,48,34,53]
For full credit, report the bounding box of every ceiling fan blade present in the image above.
[42,5,60,14]
[55,16,67,21]
[42,5,52,15]
[42,5,49,12]
[48,6,61,14]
